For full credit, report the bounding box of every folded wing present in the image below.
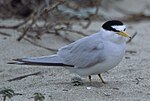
[58,34,105,68]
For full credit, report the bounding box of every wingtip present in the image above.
[12,58,27,62]
[8,58,26,64]
[7,61,26,65]
[7,62,16,64]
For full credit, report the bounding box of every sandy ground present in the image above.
[1,0,150,101]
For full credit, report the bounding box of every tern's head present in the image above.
[102,20,130,38]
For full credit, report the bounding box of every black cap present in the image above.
[102,20,124,32]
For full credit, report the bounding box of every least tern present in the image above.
[10,20,130,83]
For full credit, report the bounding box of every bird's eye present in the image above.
[124,28,126,31]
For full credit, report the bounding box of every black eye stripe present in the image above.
[111,28,120,32]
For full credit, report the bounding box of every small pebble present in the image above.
[103,92,111,96]
[86,87,91,90]
[125,57,130,59]
[112,87,119,90]
[62,89,68,91]
[147,92,150,95]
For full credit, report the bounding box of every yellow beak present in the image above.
[117,31,130,38]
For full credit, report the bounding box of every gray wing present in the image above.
[57,35,105,68]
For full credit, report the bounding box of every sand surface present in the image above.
[1,0,150,101]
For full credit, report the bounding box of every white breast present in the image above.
[100,41,126,72]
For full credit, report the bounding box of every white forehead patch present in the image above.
[112,25,126,31]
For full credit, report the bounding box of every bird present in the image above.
[9,20,130,84]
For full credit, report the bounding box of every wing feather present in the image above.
[58,33,105,68]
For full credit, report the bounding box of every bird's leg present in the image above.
[98,74,106,84]
[88,75,92,84]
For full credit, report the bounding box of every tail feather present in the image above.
[9,55,74,67]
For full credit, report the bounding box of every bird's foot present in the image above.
[98,74,106,84]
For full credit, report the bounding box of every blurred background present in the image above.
[0,0,149,45]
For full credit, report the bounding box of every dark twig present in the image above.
[17,1,65,41]
[0,25,19,29]
[0,17,30,29]
[24,38,57,52]
[82,0,100,29]
[57,33,74,42]
[7,72,42,82]
[135,78,140,84]
[82,18,92,29]
[17,15,38,41]
[0,32,11,37]
[125,50,137,54]
[57,28,87,36]
[127,32,137,43]
[135,77,144,84]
